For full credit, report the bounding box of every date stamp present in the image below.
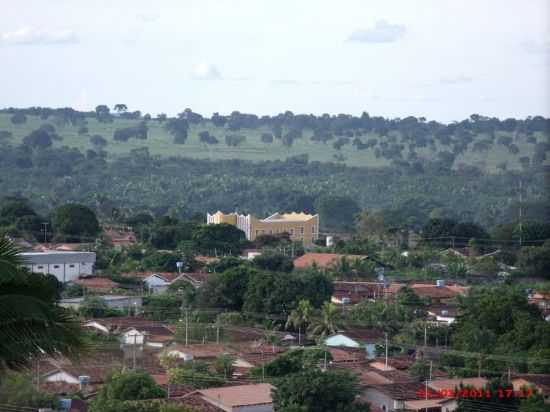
[417,387,534,399]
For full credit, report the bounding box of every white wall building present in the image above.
[20,251,96,283]
[59,295,142,311]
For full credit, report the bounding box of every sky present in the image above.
[0,0,549,122]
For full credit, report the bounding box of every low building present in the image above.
[166,344,234,362]
[207,211,319,247]
[199,383,275,412]
[121,271,182,294]
[73,276,120,293]
[20,251,96,283]
[122,325,175,347]
[363,382,441,412]
[59,295,142,311]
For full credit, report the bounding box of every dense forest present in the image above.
[0,106,549,232]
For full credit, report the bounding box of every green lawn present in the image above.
[0,114,544,171]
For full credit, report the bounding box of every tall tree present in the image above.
[0,238,84,373]
[52,203,100,242]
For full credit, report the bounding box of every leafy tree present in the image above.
[0,238,84,372]
[396,286,424,307]
[253,348,330,378]
[214,354,235,378]
[142,251,180,272]
[79,295,110,318]
[90,134,108,147]
[10,112,27,124]
[205,256,245,273]
[52,203,100,241]
[451,286,550,355]
[0,372,58,408]
[517,243,550,278]
[253,252,294,272]
[22,129,53,149]
[261,133,274,143]
[199,266,256,310]
[165,118,189,144]
[272,369,369,412]
[307,302,340,342]
[114,104,128,113]
[286,299,314,344]
[90,370,165,412]
[191,223,246,254]
[356,210,387,240]
[422,218,457,240]
[315,195,361,232]
[167,362,224,389]
[95,105,112,123]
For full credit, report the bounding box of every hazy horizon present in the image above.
[1,0,549,122]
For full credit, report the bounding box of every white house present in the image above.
[142,273,173,294]
[20,251,96,283]
[121,325,175,347]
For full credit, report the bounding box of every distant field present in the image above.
[0,114,545,172]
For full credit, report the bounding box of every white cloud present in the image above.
[347,20,406,43]
[136,12,160,23]
[191,63,222,80]
[0,27,79,45]
[440,75,474,85]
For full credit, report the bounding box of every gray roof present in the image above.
[20,251,96,264]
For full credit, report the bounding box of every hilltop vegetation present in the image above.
[1,106,549,171]
[0,106,549,232]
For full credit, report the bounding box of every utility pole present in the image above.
[385,333,389,369]
[424,324,428,348]
[133,334,137,369]
[41,222,49,243]
[185,307,189,346]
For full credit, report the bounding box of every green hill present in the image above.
[1,111,547,172]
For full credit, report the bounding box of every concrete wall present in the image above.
[233,404,273,412]
[363,388,394,412]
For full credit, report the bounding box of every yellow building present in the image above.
[206,211,320,247]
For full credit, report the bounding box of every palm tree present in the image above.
[285,299,313,345]
[0,238,85,373]
[307,302,340,343]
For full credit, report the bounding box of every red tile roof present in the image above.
[74,277,120,290]
[293,253,367,269]
[411,284,467,300]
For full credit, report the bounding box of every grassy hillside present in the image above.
[0,113,546,172]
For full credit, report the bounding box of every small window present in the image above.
[290,228,294,235]
[312,225,315,233]
[69,264,75,268]
[300,226,304,234]
[37,265,44,269]
[53,265,60,269]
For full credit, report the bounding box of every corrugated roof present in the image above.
[199,383,274,407]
